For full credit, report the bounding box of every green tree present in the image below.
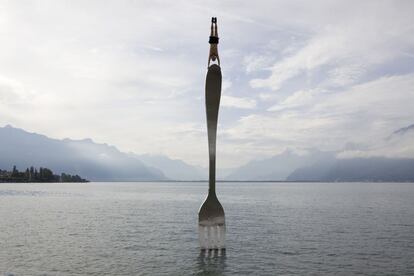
[11,165,18,177]
[29,167,34,181]
[34,169,38,181]
[25,168,30,180]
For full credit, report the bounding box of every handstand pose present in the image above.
[208,17,220,67]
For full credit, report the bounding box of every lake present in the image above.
[1,182,413,275]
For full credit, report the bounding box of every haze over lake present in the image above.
[1,182,413,275]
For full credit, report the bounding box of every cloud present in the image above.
[337,129,414,159]
[249,1,414,91]
[1,0,413,168]
[218,78,257,109]
[225,74,414,161]
[243,54,274,74]
[221,95,256,109]
[267,89,319,111]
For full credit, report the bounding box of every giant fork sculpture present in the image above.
[198,17,226,250]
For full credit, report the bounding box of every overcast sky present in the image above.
[1,0,413,168]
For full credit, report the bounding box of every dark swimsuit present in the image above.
[209,36,219,44]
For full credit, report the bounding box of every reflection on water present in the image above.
[196,249,227,275]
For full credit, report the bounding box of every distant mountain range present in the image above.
[131,153,207,181]
[1,124,414,182]
[0,125,166,181]
[287,157,414,182]
[224,149,335,181]
[227,123,414,182]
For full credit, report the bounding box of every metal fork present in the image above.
[198,17,225,251]
[198,60,225,250]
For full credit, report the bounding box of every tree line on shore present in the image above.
[0,166,88,183]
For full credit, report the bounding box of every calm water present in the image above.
[0,182,413,275]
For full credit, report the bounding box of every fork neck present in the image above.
[209,158,216,194]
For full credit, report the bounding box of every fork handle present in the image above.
[205,64,222,194]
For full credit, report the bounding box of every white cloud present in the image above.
[224,74,414,161]
[0,0,413,168]
[221,95,256,109]
[337,130,414,159]
[221,79,232,93]
[250,1,414,91]
[243,54,273,74]
[268,89,320,111]
[250,33,338,90]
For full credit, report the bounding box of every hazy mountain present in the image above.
[0,125,166,181]
[392,124,414,136]
[287,157,414,182]
[217,167,235,180]
[225,149,335,181]
[286,124,414,182]
[132,153,207,181]
[2,124,413,182]
[226,124,414,182]
[228,148,414,182]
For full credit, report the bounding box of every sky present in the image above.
[0,0,413,168]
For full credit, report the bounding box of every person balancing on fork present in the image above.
[208,17,220,67]
[199,17,225,251]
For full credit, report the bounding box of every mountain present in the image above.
[0,125,166,181]
[392,124,414,136]
[286,124,414,182]
[131,153,207,181]
[3,124,413,182]
[287,157,414,182]
[225,149,335,181]
[226,124,414,182]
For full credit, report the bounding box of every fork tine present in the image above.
[219,224,225,248]
[198,226,205,249]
